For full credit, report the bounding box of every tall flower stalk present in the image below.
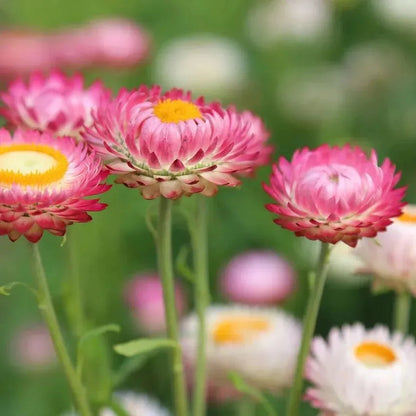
[188,196,210,416]
[31,244,92,416]
[286,242,331,416]
[393,292,411,333]
[157,197,188,416]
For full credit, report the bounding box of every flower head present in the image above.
[125,273,187,334]
[354,204,416,295]
[0,128,109,242]
[85,85,271,199]
[264,144,406,247]
[0,71,111,139]
[305,323,416,415]
[220,250,296,305]
[181,305,301,393]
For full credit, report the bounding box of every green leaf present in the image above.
[79,324,120,348]
[112,354,155,387]
[114,338,178,357]
[175,245,195,282]
[228,372,278,416]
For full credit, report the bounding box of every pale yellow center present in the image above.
[212,316,270,345]
[354,341,397,368]
[153,99,202,123]
[398,212,416,224]
[0,144,68,187]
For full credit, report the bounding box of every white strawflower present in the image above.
[306,323,416,415]
[373,0,416,34]
[181,304,301,393]
[354,205,416,295]
[247,0,332,47]
[277,65,347,125]
[154,35,247,99]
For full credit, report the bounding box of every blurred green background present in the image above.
[1,0,416,414]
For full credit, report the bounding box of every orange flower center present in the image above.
[0,143,68,187]
[212,315,271,345]
[153,99,202,123]
[397,211,416,224]
[354,341,397,368]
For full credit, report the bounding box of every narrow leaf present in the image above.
[114,338,177,357]
[79,324,121,348]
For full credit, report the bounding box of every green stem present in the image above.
[30,244,92,416]
[393,291,411,333]
[286,242,331,416]
[189,197,210,416]
[157,197,188,416]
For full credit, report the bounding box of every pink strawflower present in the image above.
[264,144,406,247]
[220,250,296,305]
[10,324,56,370]
[10,324,56,369]
[125,273,187,334]
[84,86,271,199]
[0,71,111,139]
[0,128,109,242]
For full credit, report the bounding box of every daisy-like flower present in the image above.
[0,70,111,139]
[84,85,271,199]
[181,305,301,393]
[0,128,109,242]
[353,204,416,295]
[264,144,406,247]
[305,323,416,415]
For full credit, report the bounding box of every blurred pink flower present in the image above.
[10,324,56,370]
[125,273,187,334]
[220,250,296,305]
[0,71,111,139]
[0,19,150,78]
[85,85,271,199]
[264,144,406,247]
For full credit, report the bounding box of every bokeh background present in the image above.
[1,0,416,414]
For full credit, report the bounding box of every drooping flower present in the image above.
[305,323,416,415]
[181,305,301,393]
[125,273,187,334]
[264,144,406,247]
[0,128,109,242]
[353,204,416,295]
[84,86,271,199]
[220,250,296,305]
[154,35,247,99]
[0,71,111,139]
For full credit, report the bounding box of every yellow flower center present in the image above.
[354,341,397,368]
[212,315,271,345]
[397,211,416,224]
[0,143,68,187]
[153,99,202,123]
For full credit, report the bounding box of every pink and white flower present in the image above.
[264,144,406,247]
[0,128,109,242]
[354,204,416,295]
[125,273,187,334]
[84,86,271,199]
[305,323,416,416]
[0,71,111,139]
[220,250,296,305]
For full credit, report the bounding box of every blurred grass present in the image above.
[1,0,416,415]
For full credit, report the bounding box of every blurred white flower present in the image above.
[354,205,416,295]
[277,65,347,125]
[181,305,301,393]
[247,0,332,47]
[373,0,416,34]
[154,35,247,99]
[343,41,411,98]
